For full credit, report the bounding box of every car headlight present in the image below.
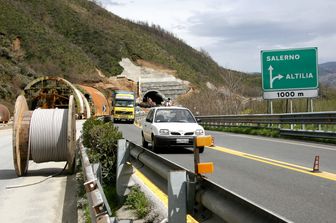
[195,129,204,135]
[159,129,169,135]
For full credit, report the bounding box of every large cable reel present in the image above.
[12,95,76,176]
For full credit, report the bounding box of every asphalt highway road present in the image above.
[116,123,336,223]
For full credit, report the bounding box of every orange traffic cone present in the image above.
[312,155,320,172]
[210,136,215,147]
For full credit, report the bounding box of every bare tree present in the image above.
[223,70,243,96]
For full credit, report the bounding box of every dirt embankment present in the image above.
[136,59,176,75]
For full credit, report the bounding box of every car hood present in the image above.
[154,122,204,133]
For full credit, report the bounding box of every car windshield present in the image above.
[115,99,134,107]
[154,109,196,123]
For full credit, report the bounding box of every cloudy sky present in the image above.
[99,0,336,73]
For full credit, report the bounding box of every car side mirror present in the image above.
[196,118,202,123]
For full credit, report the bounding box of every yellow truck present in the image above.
[111,90,135,123]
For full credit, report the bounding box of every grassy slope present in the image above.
[9,0,230,85]
[0,0,243,111]
[0,0,96,80]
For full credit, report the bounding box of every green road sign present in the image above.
[261,47,318,99]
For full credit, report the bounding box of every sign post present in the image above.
[261,47,318,99]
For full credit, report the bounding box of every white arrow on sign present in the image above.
[269,65,283,88]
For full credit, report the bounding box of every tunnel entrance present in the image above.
[143,91,165,106]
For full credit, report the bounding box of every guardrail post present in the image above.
[186,175,196,216]
[290,99,294,129]
[116,139,134,203]
[93,163,102,184]
[194,146,200,174]
[168,170,187,223]
[92,162,112,216]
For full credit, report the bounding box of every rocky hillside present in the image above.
[1,0,258,111]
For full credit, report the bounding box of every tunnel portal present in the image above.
[143,91,165,106]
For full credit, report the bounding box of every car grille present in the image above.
[171,132,194,136]
[184,132,194,135]
[115,111,133,115]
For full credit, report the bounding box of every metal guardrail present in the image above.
[280,129,336,139]
[196,111,336,125]
[120,140,291,223]
[196,112,336,139]
[78,140,114,223]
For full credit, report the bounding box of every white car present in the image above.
[141,106,205,153]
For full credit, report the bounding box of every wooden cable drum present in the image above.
[67,95,76,174]
[12,95,31,176]
[12,95,76,176]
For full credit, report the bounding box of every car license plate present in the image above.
[176,138,189,144]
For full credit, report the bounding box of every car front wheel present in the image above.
[151,136,160,153]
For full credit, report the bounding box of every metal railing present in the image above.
[196,111,336,125]
[78,140,114,223]
[118,140,291,223]
[279,129,336,139]
[196,111,336,139]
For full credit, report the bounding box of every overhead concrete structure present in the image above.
[141,81,188,103]
[119,58,190,105]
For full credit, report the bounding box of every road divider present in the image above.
[198,112,336,140]
[117,139,290,223]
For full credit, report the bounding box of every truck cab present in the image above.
[112,90,135,123]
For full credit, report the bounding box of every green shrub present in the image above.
[82,118,123,184]
[82,118,103,148]
[125,185,150,219]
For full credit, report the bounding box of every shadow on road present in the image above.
[19,165,79,222]
[62,173,78,223]
[154,147,194,154]
[26,167,66,177]
[0,169,17,180]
